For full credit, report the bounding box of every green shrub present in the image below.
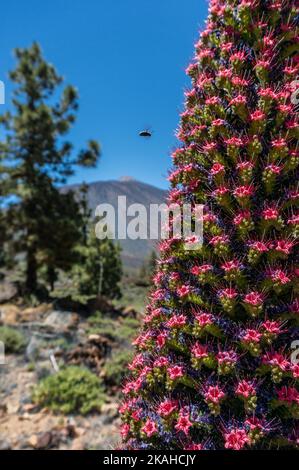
[32,366,106,415]
[104,350,133,386]
[0,326,27,353]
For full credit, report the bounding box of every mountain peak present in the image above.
[119,176,136,182]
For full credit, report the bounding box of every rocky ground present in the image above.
[0,293,140,450]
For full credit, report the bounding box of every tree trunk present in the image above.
[25,248,37,294]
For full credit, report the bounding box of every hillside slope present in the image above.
[62,179,167,269]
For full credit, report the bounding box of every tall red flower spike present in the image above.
[120,0,299,450]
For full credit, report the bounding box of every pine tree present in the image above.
[0,43,100,294]
[120,0,299,450]
[71,185,123,301]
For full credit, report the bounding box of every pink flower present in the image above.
[217,350,238,367]
[168,365,184,380]
[277,387,299,404]
[156,332,168,348]
[262,320,282,335]
[212,118,226,127]
[230,51,246,62]
[177,285,192,298]
[221,260,240,272]
[236,380,256,398]
[224,429,249,450]
[242,329,262,343]
[250,110,265,121]
[170,272,180,282]
[269,269,291,285]
[248,241,268,252]
[229,95,247,106]
[288,214,299,225]
[262,207,279,220]
[175,411,193,436]
[167,314,187,328]
[157,399,178,417]
[244,291,263,306]
[195,312,214,327]
[291,364,299,379]
[219,288,238,299]
[191,264,213,275]
[120,423,130,439]
[245,416,264,431]
[212,186,230,197]
[153,356,169,368]
[225,136,244,147]
[210,235,229,246]
[211,162,225,175]
[205,96,220,106]
[204,385,225,404]
[265,164,282,174]
[258,87,276,100]
[275,240,294,255]
[237,161,253,171]
[271,138,287,149]
[231,76,249,87]
[221,42,233,52]
[141,419,158,437]
[234,210,251,225]
[263,352,289,371]
[128,353,145,370]
[233,185,254,198]
[192,342,209,359]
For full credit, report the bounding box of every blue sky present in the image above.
[1,0,208,189]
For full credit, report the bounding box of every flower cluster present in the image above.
[121,0,299,451]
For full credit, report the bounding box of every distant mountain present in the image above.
[62,179,167,269]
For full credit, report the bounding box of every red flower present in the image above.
[230,95,247,106]
[192,342,209,359]
[277,387,299,404]
[167,314,187,328]
[234,210,251,225]
[250,110,265,121]
[210,162,225,175]
[168,365,184,380]
[217,350,238,364]
[244,291,263,306]
[248,241,268,252]
[233,185,254,198]
[153,356,169,368]
[265,164,282,174]
[242,329,262,343]
[157,399,178,417]
[263,352,289,371]
[204,385,225,404]
[236,380,256,398]
[191,264,213,275]
[224,429,249,450]
[177,285,192,297]
[221,260,240,272]
[120,423,130,439]
[195,312,214,327]
[275,240,294,255]
[262,207,279,220]
[269,269,291,285]
[219,288,238,299]
[141,419,158,437]
[262,320,282,335]
[210,235,229,246]
[225,136,244,147]
[291,364,299,379]
[175,411,193,436]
